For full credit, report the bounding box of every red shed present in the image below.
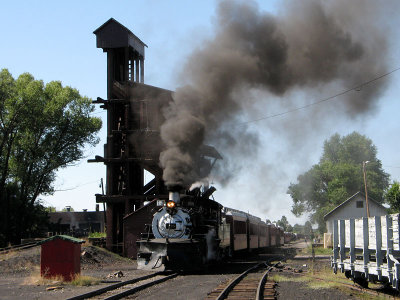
[39,235,84,281]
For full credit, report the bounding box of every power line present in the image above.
[239,66,400,125]
[53,179,100,192]
[88,66,400,123]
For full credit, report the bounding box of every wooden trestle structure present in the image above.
[89,18,171,254]
[89,18,221,258]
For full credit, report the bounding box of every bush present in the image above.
[88,232,106,238]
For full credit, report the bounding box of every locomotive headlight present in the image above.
[166,201,176,208]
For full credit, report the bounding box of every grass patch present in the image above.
[308,280,338,289]
[273,263,391,299]
[301,245,333,255]
[272,274,310,283]
[71,274,101,286]
[88,232,106,238]
[28,274,101,286]
[26,273,64,286]
[26,271,100,286]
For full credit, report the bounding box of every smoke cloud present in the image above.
[159,0,395,188]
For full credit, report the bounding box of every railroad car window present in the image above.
[356,201,364,208]
[233,220,246,234]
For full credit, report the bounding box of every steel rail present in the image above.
[102,272,178,300]
[256,261,281,300]
[215,263,261,300]
[66,271,172,300]
[0,241,38,254]
[216,257,279,300]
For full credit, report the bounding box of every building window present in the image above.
[356,201,364,208]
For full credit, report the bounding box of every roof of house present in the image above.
[323,191,386,220]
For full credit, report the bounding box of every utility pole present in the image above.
[100,178,106,230]
[363,161,370,218]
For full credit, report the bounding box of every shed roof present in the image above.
[37,235,85,245]
[323,191,385,220]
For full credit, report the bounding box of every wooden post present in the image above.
[363,161,370,218]
[105,49,115,251]
[135,58,140,83]
[333,219,339,274]
[140,57,144,83]
[106,203,114,250]
[392,214,400,289]
[375,216,383,280]
[339,220,345,272]
[350,218,355,275]
[386,215,394,284]
[363,217,369,279]
[124,47,129,81]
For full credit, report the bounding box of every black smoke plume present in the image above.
[159,0,396,188]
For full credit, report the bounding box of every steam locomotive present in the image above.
[136,186,288,271]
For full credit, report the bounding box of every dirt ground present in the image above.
[0,240,391,300]
[272,258,355,300]
[0,244,235,300]
[272,241,398,299]
[0,244,157,300]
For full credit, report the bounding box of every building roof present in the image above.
[48,211,104,224]
[93,18,147,47]
[323,191,385,220]
[37,235,85,245]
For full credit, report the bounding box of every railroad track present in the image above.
[206,258,280,300]
[0,241,39,254]
[67,271,178,300]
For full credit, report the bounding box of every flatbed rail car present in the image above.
[331,214,400,289]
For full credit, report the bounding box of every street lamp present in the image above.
[363,161,370,217]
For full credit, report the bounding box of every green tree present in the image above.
[304,221,313,238]
[0,69,101,246]
[45,206,57,212]
[292,223,304,234]
[288,132,389,233]
[276,215,290,231]
[385,181,400,213]
[61,206,75,212]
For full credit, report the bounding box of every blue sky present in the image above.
[0,0,399,225]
